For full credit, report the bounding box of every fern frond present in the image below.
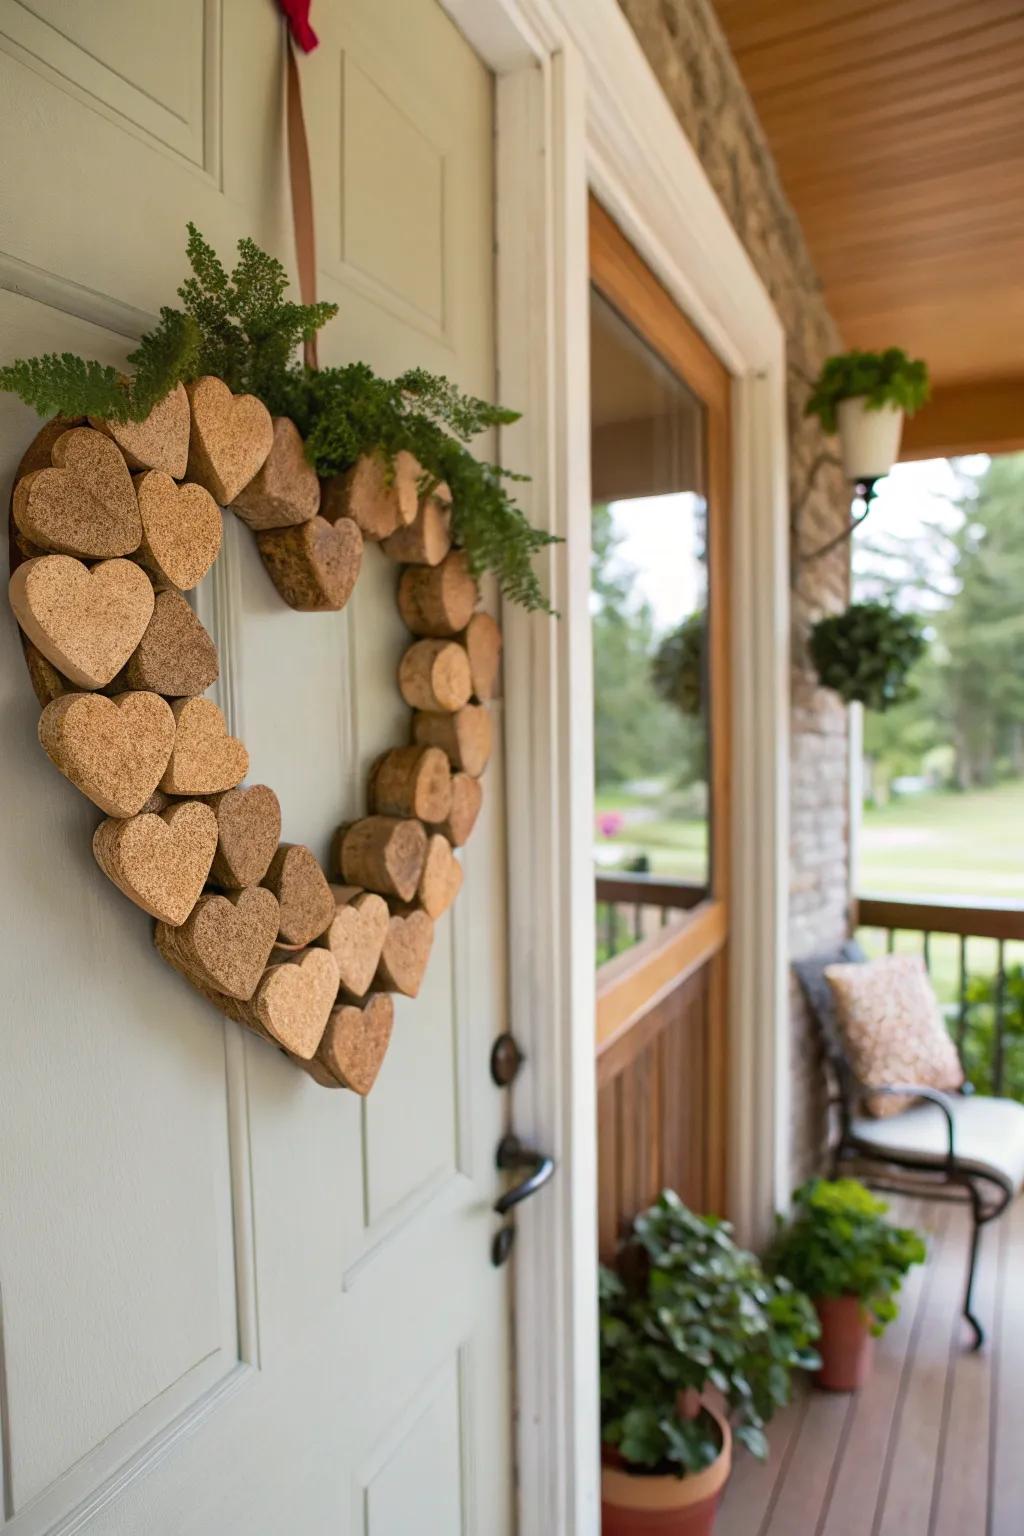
[0,354,127,420]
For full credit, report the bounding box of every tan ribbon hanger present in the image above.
[284,36,319,372]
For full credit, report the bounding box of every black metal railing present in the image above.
[856,895,1024,1098]
[595,873,706,965]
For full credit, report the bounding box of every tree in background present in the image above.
[933,456,1024,787]
[856,453,1024,794]
[591,502,702,791]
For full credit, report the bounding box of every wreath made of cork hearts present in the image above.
[7,379,504,1097]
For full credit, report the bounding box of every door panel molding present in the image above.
[0,295,255,1536]
[0,0,222,178]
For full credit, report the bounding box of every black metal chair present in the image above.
[794,943,1024,1349]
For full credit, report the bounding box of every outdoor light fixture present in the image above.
[795,348,929,569]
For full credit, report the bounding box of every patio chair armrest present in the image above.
[871,1084,957,1166]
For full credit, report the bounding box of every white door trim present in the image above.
[444,2,791,1530]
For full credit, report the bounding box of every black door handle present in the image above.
[493,1133,556,1215]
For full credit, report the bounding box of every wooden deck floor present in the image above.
[718,1193,1024,1536]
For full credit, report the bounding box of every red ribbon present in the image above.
[277,0,318,53]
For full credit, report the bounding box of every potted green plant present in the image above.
[599,1191,821,1534]
[805,348,930,481]
[768,1179,926,1392]
[809,600,925,711]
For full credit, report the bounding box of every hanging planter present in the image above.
[805,348,930,483]
[835,395,905,482]
[809,600,925,712]
[651,611,704,718]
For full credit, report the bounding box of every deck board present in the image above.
[991,1197,1024,1536]
[715,1195,1020,1536]
[930,1203,999,1536]
[818,1199,937,1536]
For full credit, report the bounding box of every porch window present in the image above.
[589,286,711,966]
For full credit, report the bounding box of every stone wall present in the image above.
[618,0,853,1180]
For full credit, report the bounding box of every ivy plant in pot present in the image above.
[768,1179,927,1392]
[809,600,925,712]
[599,1191,821,1535]
[805,347,930,482]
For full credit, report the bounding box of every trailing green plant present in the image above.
[962,962,1024,1100]
[768,1179,926,1335]
[651,612,704,717]
[599,1191,820,1476]
[0,225,557,611]
[809,600,926,711]
[804,348,930,434]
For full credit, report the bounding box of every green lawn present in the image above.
[856,779,1024,1007]
[595,777,1024,1007]
[858,778,1024,901]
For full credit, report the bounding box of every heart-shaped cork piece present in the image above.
[440,772,483,847]
[231,416,320,530]
[413,704,492,778]
[370,745,452,823]
[415,833,463,920]
[161,697,248,795]
[256,515,363,612]
[398,639,472,713]
[23,640,71,707]
[461,612,502,702]
[134,471,222,590]
[186,376,274,505]
[262,843,335,946]
[376,909,434,997]
[318,885,390,999]
[38,690,176,816]
[250,949,340,1059]
[398,551,478,638]
[91,382,191,477]
[12,415,86,481]
[206,784,282,888]
[9,555,155,689]
[121,589,220,697]
[93,800,217,924]
[333,816,428,903]
[154,886,281,1001]
[321,449,421,542]
[317,994,395,1094]
[13,427,141,559]
[381,479,452,567]
[291,1053,347,1088]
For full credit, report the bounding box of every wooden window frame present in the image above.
[589,196,732,1214]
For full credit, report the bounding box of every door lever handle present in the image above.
[493,1133,556,1215]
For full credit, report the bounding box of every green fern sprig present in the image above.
[0,308,201,423]
[0,225,557,611]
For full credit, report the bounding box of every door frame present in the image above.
[590,197,732,1220]
[443,1,791,1531]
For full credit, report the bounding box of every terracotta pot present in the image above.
[601,1405,732,1535]
[814,1295,874,1391]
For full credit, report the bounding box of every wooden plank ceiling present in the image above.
[712,0,1024,456]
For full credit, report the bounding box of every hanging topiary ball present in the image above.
[809,600,925,712]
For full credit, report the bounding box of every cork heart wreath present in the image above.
[7,385,501,1097]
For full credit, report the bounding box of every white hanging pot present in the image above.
[836,396,904,482]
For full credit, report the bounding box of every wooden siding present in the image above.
[597,966,719,1257]
[713,0,1024,400]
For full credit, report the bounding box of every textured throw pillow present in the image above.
[824,952,964,1118]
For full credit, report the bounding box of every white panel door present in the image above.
[0,2,513,1531]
